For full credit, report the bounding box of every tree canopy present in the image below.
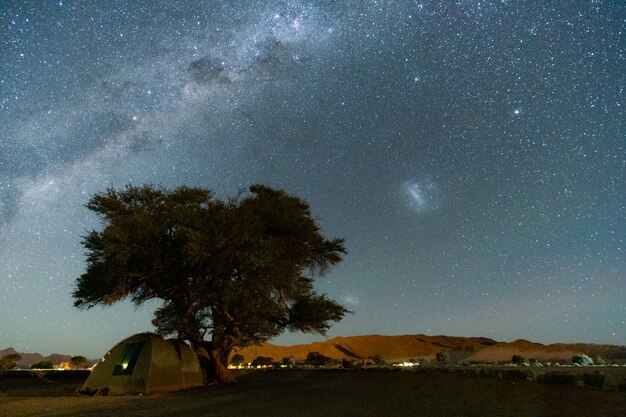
[0,354,21,371]
[71,355,88,369]
[73,184,348,382]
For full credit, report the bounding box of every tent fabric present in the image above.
[82,333,204,394]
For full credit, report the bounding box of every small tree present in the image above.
[306,352,333,367]
[0,354,21,371]
[251,356,273,367]
[435,351,450,366]
[282,356,296,367]
[70,356,87,369]
[231,354,245,366]
[511,355,529,366]
[31,360,53,369]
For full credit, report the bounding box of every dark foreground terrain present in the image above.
[1,368,625,417]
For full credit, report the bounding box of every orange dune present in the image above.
[232,334,626,363]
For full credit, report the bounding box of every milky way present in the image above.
[1,1,624,357]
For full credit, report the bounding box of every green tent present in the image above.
[82,333,204,395]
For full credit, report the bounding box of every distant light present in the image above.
[393,361,418,367]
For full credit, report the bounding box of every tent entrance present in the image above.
[113,341,145,375]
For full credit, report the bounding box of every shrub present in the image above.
[231,354,245,366]
[582,373,605,389]
[30,360,54,369]
[511,355,530,366]
[306,352,333,367]
[540,372,576,385]
[341,358,359,368]
[0,354,21,371]
[70,356,87,369]
[435,351,450,366]
[282,356,295,367]
[251,356,273,367]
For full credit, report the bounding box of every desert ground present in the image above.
[1,368,625,417]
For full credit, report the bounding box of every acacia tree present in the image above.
[71,355,87,369]
[73,184,348,383]
[0,354,21,371]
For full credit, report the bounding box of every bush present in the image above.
[306,352,333,367]
[30,360,54,369]
[231,354,245,366]
[582,373,605,389]
[435,352,450,366]
[282,356,295,367]
[511,355,528,365]
[369,354,386,366]
[71,356,87,369]
[540,372,576,385]
[0,354,21,371]
[251,356,273,367]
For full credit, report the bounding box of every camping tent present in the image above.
[81,332,204,394]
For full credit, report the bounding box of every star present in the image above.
[0,0,623,358]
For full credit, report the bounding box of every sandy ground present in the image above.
[1,368,625,417]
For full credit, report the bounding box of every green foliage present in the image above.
[71,356,87,369]
[31,360,53,369]
[305,351,333,367]
[251,356,273,367]
[231,354,245,365]
[0,354,21,370]
[511,355,530,366]
[435,351,450,366]
[73,184,348,383]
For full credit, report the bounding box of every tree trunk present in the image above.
[193,341,234,384]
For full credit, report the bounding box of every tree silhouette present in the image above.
[230,354,245,366]
[31,360,53,369]
[0,354,21,370]
[73,184,348,383]
[71,355,87,369]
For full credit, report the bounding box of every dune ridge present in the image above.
[233,334,626,363]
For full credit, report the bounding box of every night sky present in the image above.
[1,1,624,359]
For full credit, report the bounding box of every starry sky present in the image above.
[1,1,624,359]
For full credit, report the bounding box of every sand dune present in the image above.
[233,334,626,363]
